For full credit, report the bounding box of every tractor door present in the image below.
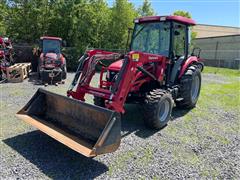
[172,22,188,59]
[169,22,189,85]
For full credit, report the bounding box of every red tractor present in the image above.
[0,37,14,82]
[17,16,203,157]
[0,43,6,82]
[38,36,67,84]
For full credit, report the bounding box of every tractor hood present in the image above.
[42,52,60,60]
[108,59,123,71]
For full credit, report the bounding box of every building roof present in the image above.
[135,15,196,25]
[193,24,240,38]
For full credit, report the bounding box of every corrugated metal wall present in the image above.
[193,35,240,69]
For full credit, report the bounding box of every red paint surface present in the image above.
[136,15,196,25]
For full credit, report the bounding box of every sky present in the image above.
[108,0,240,27]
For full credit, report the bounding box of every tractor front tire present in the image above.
[177,65,201,109]
[93,96,105,107]
[62,65,67,80]
[142,89,173,130]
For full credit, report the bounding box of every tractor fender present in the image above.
[178,56,198,79]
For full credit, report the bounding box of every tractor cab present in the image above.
[39,37,63,68]
[38,36,67,84]
[41,37,62,55]
[108,15,196,72]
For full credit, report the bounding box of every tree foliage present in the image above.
[3,0,157,48]
[108,0,138,49]
[173,10,191,19]
[0,0,7,35]
[138,0,155,16]
[1,1,196,69]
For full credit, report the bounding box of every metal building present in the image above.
[193,24,240,69]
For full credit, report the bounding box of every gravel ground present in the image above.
[0,70,239,179]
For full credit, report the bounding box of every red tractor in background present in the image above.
[17,15,204,157]
[37,36,67,85]
[0,38,5,81]
[0,37,14,82]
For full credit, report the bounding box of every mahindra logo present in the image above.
[149,56,158,60]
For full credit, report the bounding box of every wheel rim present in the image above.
[159,100,170,122]
[191,75,200,101]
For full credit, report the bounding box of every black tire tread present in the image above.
[177,65,201,108]
[143,89,173,129]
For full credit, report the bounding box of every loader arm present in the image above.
[68,50,167,113]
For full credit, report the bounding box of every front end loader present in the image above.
[17,15,203,157]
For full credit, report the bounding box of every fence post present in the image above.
[214,41,219,68]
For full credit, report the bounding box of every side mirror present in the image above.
[191,47,201,58]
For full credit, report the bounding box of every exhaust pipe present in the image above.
[16,88,121,157]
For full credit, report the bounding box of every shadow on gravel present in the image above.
[28,72,43,85]
[121,104,159,139]
[3,131,108,179]
[121,104,191,139]
[171,107,192,121]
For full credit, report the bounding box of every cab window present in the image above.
[173,23,187,58]
[131,22,170,56]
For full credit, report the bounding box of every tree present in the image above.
[0,1,7,35]
[173,10,191,19]
[138,0,155,17]
[5,0,53,43]
[108,0,138,50]
[71,0,111,50]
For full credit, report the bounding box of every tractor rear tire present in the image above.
[177,65,201,109]
[142,89,173,130]
[93,96,105,107]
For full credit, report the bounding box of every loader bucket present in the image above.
[16,88,121,157]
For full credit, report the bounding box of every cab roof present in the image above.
[40,36,62,41]
[135,15,196,26]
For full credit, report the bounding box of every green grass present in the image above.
[162,66,240,171]
[203,66,240,77]
[200,66,240,111]
[200,81,240,111]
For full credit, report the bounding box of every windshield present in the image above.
[42,39,61,54]
[131,22,170,56]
